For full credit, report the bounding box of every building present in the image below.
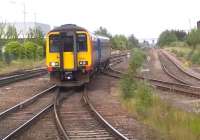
[7,22,51,38]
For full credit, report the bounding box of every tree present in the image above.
[172,30,187,41]
[0,22,6,39]
[27,26,44,45]
[186,29,200,48]
[186,29,200,57]
[27,28,34,39]
[5,24,18,40]
[127,34,139,48]
[23,41,37,60]
[94,26,112,38]
[111,35,128,50]
[157,30,177,47]
[4,41,22,60]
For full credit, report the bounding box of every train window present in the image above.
[63,36,74,52]
[77,34,87,52]
[49,35,60,52]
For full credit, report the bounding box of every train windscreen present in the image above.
[49,35,74,52]
[77,34,87,52]
[49,35,60,52]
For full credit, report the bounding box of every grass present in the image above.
[120,48,200,140]
[0,59,45,75]
[164,43,200,66]
[122,93,200,140]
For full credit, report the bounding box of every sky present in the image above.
[0,0,199,40]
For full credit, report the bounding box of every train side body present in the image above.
[91,34,111,69]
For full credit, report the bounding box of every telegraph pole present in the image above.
[23,2,26,41]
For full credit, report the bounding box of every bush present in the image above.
[171,49,178,55]
[4,41,22,60]
[129,48,146,73]
[169,41,188,48]
[120,74,137,99]
[186,29,200,48]
[190,51,200,64]
[111,35,128,50]
[135,82,153,117]
[3,41,44,63]
[36,45,44,59]
[23,41,37,59]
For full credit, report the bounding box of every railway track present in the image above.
[105,61,200,98]
[0,68,47,87]
[158,50,200,86]
[54,85,129,140]
[0,85,57,140]
[0,53,127,87]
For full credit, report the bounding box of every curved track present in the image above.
[158,50,200,86]
[105,57,200,98]
[54,86,128,140]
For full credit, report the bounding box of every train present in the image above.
[46,24,111,86]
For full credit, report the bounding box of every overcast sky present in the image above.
[0,0,199,40]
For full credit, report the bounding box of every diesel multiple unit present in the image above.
[46,24,111,86]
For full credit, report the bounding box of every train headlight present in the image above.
[50,62,59,67]
[79,61,88,66]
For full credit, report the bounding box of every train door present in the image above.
[60,32,77,71]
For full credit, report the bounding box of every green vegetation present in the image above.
[120,48,200,140]
[187,29,200,49]
[120,48,152,115]
[4,41,22,60]
[158,30,177,47]
[111,34,128,50]
[94,26,112,38]
[158,28,200,66]
[27,27,44,46]
[158,30,187,47]
[128,34,139,49]
[5,24,18,40]
[0,59,45,75]
[4,41,44,63]
[0,22,45,74]
[94,27,139,50]
[165,45,200,65]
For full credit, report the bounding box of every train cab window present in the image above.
[77,34,87,52]
[49,35,60,52]
[63,36,74,52]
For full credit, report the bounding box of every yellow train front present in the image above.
[46,24,111,87]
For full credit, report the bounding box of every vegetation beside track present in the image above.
[94,26,140,49]
[157,28,200,66]
[120,48,200,140]
[165,45,200,67]
[0,23,45,74]
[0,59,45,75]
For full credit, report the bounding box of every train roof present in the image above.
[50,24,109,40]
[50,24,87,32]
